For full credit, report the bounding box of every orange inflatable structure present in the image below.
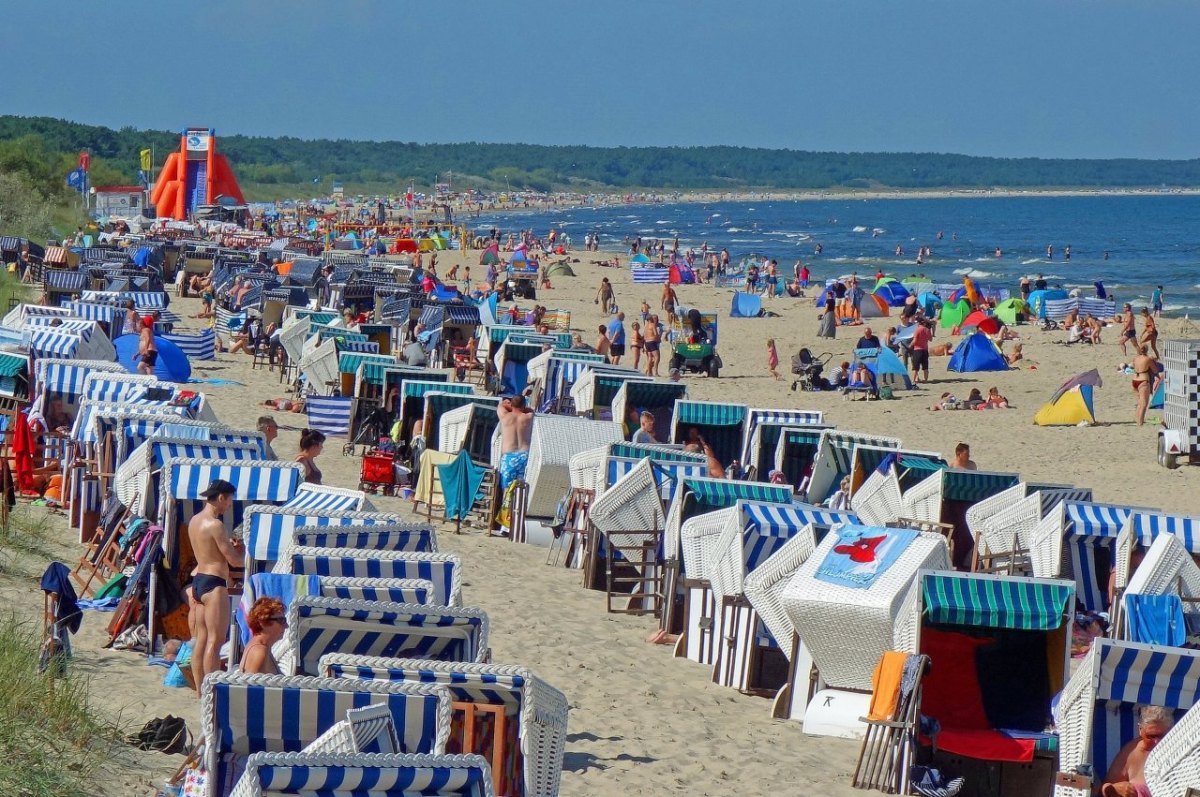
[150,128,245,221]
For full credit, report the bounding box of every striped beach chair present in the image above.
[283,483,371,513]
[160,327,217,360]
[279,597,490,675]
[525,415,624,519]
[321,656,568,797]
[202,672,453,797]
[1115,531,1200,643]
[317,577,436,606]
[114,437,263,518]
[306,395,353,437]
[33,358,125,405]
[1055,639,1200,797]
[282,547,462,607]
[293,523,440,557]
[241,506,421,573]
[1144,696,1200,797]
[229,752,494,797]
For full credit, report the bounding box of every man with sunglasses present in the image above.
[1100,704,1174,797]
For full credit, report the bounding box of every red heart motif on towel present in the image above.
[834,535,886,563]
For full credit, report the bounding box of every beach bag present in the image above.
[128,715,190,755]
[878,386,895,400]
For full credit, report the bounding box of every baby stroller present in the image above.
[791,348,832,391]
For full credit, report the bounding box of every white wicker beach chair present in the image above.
[782,527,950,691]
[679,506,735,585]
[302,702,402,756]
[568,446,611,499]
[279,547,463,606]
[439,402,474,453]
[590,458,665,537]
[743,525,822,661]
[1144,697,1200,797]
[316,577,437,606]
[1118,532,1200,641]
[851,467,904,527]
[524,415,624,518]
[202,671,453,797]
[300,337,340,393]
[1054,639,1200,797]
[229,752,494,797]
[277,596,490,676]
[320,655,568,797]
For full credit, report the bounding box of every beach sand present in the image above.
[6,243,1199,796]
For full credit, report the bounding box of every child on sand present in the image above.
[766,338,780,380]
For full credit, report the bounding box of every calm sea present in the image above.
[471,194,1200,314]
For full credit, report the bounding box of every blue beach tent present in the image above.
[947,331,1008,373]
[114,334,192,382]
[730,291,762,318]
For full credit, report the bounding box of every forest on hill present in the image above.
[3,115,1200,193]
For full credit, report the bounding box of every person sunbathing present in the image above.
[1007,343,1024,365]
[964,388,985,409]
[930,392,961,411]
[985,387,1010,408]
[239,597,285,675]
[1099,704,1173,797]
[930,341,954,356]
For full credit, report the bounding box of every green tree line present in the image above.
[2,115,1200,192]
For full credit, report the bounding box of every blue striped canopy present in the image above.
[43,270,87,291]
[160,329,216,361]
[36,359,122,400]
[323,660,527,712]
[922,572,1073,631]
[741,500,856,571]
[62,301,120,322]
[25,329,85,359]
[607,457,707,501]
[319,328,368,343]
[244,508,416,565]
[148,441,261,469]
[290,553,458,607]
[1127,510,1200,552]
[283,486,366,513]
[295,526,437,558]
[675,400,747,427]
[418,305,445,331]
[487,325,530,345]
[423,393,496,450]
[164,460,303,502]
[500,340,543,365]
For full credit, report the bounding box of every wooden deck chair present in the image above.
[70,495,137,597]
[545,487,594,567]
[852,651,931,795]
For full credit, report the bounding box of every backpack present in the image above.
[128,715,190,755]
[878,386,895,400]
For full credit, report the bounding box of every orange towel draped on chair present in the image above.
[867,649,909,721]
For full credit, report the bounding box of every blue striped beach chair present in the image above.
[202,672,453,797]
[283,548,462,607]
[317,577,435,606]
[280,597,489,676]
[306,395,353,437]
[242,507,421,573]
[320,656,569,797]
[284,483,371,513]
[301,703,403,756]
[1054,639,1200,797]
[115,437,263,518]
[229,752,494,797]
[293,523,439,558]
[33,358,124,406]
[1117,532,1200,643]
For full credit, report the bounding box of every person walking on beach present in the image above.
[661,283,678,324]
[1140,307,1160,358]
[910,319,932,383]
[498,393,533,490]
[643,315,662,376]
[137,315,157,375]
[595,278,615,314]
[630,321,644,370]
[608,312,627,365]
[766,338,780,380]
[1132,344,1157,426]
[187,479,241,696]
[1152,285,1164,317]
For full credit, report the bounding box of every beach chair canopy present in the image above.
[283,548,462,607]
[283,483,371,513]
[242,506,416,568]
[231,752,495,797]
[671,400,748,467]
[665,477,793,565]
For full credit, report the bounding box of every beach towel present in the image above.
[1124,593,1186,647]
[236,573,319,645]
[867,650,908,721]
[437,449,486,521]
[814,526,918,589]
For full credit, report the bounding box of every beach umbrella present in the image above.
[113,334,192,383]
[1051,368,1103,403]
[994,298,1027,326]
[631,253,651,264]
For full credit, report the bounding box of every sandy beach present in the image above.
[4,240,1198,797]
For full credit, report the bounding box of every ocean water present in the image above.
[471,194,1200,314]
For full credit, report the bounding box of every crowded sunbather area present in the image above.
[1,177,1199,797]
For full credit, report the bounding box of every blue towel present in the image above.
[237,573,320,644]
[1125,593,1186,647]
[78,597,121,612]
[814,526,919,589]
[438,449,487,521]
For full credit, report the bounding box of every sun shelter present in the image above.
[806,430,901,505]
[965,482,1093,574]
[610,380,687,442]
[337,351,393,398]
[730,291,763,318]
[857,345,913,389]
[873,278,910,307]
[900,467,1021,570]
[670,400,748,469]
[437,400,500,465]
[570,367,653,420]
[202,672,453,792]
[939,298,971,330]
[683,501,853,686]
[1118,532,1200,644]
[741,408,824,468]
[772,427,827,491]
[781,527,951,737]
[525,415,624,518]
[1054,640,1200,797]
[947,331,1008,372]
[319,656,568,797]
[115,437,263,518]
[1028,500,1148,612]
[283,484,372,514]
[994,298,1027,326]
[242,506,423,574]
[603,445,708,503]
[1034,384,1097,426]
[892,571,1074,769]
[422,392,497,452]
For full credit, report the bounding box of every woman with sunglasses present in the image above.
[240,597,287,675]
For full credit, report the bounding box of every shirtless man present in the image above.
[951,442,978,471]
[1099,704,1173,797]
[188,479,241,695]
[1139,307,1159,358]
[137,315,158,375]
[498,394,534,491]
[1132,344,1157,426]
[643,316,662,376]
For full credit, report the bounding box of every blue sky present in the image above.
[3,0,1198,159]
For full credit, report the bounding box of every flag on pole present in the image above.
[139,148,152,171]
[405,187,414,210]
[78,152,90,172]
[66,169,85,191]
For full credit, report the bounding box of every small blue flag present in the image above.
[66,168,85,190]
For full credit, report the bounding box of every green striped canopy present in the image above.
[383,366,444,388]
[922,573,1073,631]
[620,381,687,408]
[403,380,473,400]
[0,352,28,377]
[941,470,1020,503]
[487,325,532,344]
[608,443,705,464]
[295,311,338,325]
[675,401,747,427]
[338,352,394,375]
[318,328,368,343]
[500,341,544,364]
[682,478,791,515]
[784,429,824,447]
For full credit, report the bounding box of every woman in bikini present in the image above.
[643,315,662,376]
[239,597,286,674]
[630,321,644,370]
[295,428,326,484]
[1132,345,1156,426]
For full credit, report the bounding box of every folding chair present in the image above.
[852,652,933,795]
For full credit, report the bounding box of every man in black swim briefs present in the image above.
[187,479,241,696]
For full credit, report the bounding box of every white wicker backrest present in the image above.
[744,526,822,659]
[1145,698,1200,797]
[853,468,903,527]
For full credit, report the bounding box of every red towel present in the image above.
[934,729,1036,763]
[12,413,35,493]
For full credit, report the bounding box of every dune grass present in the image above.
[0,507,59,577]
[0,618,118,797]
